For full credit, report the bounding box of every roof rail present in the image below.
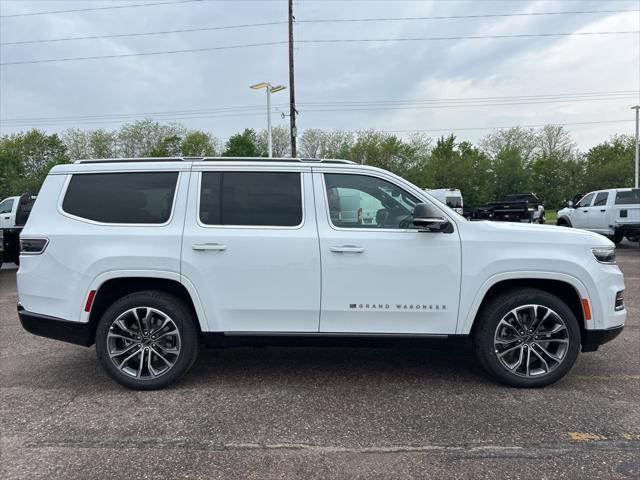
[74,157,357,165]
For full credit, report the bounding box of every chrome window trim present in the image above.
[57,171,181,227]
[195,170,306,230]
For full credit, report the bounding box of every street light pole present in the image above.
[250,82,286,158]
[632,105,639,188]
[266,86,272,158]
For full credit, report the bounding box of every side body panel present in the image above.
[17,162,190,323]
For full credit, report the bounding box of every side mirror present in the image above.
[412,203,450,232]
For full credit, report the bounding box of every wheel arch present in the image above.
[85,274,208,344]
[461,273,589,339]
[556,216,572,227]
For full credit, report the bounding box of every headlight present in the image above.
[592,247,616,264]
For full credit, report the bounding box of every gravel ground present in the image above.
[1,241,638,479]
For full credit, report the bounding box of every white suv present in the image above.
[17,158,626,390]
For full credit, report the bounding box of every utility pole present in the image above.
[288,0,297,158]
[632,105,639,188]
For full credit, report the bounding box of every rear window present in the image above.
[593,192,609,207]
[199,171,302,227]
[615,189,640,205]
[62,172,179,224]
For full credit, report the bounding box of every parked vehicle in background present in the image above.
[464,193,544,224]
[424,188,464,215]
[17,158,625,390]
[0,194,37,267]
[556,188,640,244]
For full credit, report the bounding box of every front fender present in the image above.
[457,271,589,335]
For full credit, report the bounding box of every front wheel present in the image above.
[473,289,581,388]
[95,290,199,390]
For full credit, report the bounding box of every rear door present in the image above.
[181,164,321,333]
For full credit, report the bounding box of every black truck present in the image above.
[464,193,545,224]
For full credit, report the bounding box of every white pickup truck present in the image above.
[557,188,640,243]
[0,194,37,267]
[17,158,626,390]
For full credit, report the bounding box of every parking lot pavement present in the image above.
[0,242,638,479]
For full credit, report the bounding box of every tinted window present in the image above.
[63,172,178,224]
[593,192,609,207]
[200,171,302,227]
[576,193,595,208]
[615,189,640,205]
[324,173,419,229]
[0,198,14,214]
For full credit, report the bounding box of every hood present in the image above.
[461,220,613,247]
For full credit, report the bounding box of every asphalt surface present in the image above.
[1,241,638,479]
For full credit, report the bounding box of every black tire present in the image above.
[472,288,581,388]
[609,232,623,245]
[95,290,199,390]
[556,218,570,227]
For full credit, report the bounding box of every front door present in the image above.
[181,166,321,332]
[314,170,461,335]
[571,192,595,228]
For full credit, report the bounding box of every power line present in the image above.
[2,93,636,127]
[380,119,634,133]
[1,21,287,46]
[298,9,639,24]
[0,0,206,19]
[0,41,288,66]
[2,31,636,66]
[3,9,634,46]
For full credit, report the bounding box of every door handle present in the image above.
[600,209,606,212]
[192,243,227,251]
[583,210,588,213]
[330,245,365,253]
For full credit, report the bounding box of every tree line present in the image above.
[0,119,635,209]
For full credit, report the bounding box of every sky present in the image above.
[1,0,639,151]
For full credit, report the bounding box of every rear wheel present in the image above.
[95,290,199,390]
[473,288,581,388]
[609,231,623,244]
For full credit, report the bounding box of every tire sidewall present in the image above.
[475,290,581,388]
[95,290,199,390]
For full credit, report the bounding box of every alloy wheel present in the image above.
[493,304,569,378]
[106,307,181,379]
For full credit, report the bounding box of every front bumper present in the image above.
[581,325,624,352]
[18,305,93,347]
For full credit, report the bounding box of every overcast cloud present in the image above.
[1,0,639,150]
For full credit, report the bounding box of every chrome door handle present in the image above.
[330,245,365,253]
[192,243,227,251]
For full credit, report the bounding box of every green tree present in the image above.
[257,125,290,157]
[117,119,185,157]
[582,135,635,191]
[222,129,262,157]
[0,129,70,197]
[180,131,217,157]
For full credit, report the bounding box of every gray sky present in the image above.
[1,0,639,150]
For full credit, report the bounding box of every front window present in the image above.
[324,173,419,229]
[576,193,595,208]
[0,198,14,214]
